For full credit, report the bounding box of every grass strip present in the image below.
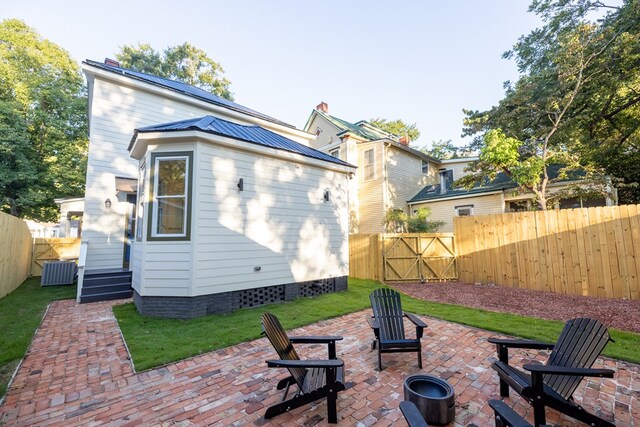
[114,278,640,371]
[0,278,76,397]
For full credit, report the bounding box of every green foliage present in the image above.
[421,139,475,159]
[383,209,408,232]
[0,277,76,397]
[407,207,445,232]
[463,0,640,205]
[370,117,420,142]
[383,208,443,232]
[117,42,234,100]
[0,19,88,221]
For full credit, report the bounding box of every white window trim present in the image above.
[329,147,340,158]
[422,160,429,174]
[455,204,474,216]
[151,155,189,238]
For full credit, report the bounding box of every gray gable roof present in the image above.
[409,164,586,203]
[133,115,355,168]
[83,59,294,128]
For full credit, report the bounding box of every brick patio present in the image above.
[0,299,638,426]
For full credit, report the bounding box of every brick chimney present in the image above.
[316,102,329,113]
[399,135,410,145]
[104,58,120,67]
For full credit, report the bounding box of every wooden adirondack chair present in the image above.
[261,312,346,424]
[488,318,615,427]
[367,288,427,370]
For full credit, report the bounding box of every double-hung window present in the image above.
[364,149,375,180]
[149,152,192,240]
[422,160,429,174]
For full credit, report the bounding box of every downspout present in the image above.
[76,241,88,302]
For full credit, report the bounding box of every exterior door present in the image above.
[123,194,137,268]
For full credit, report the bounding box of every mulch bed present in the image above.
[392,282,640,334]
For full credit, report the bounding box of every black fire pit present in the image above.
[403,375,455,425]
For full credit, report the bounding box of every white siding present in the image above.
[83,78,216,270]
[191,141,349,295]
[83,74,313,271]
[411,193,504,232]
[306,114,341,150]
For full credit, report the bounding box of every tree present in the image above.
[383,208,444,233]
[462,0,640,207]
[117,42,234,100]
[421,139,475,159]
[370,118,420,143]
[0,19,88,221]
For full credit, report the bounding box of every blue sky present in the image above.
[2,1,541,148]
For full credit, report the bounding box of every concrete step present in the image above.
[79,290,133,304]
[81,283,132,296]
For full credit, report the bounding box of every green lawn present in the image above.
[0,277,76,397]
[114,278,640,372]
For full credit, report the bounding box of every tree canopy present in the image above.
[421,139,475,159]
[117,42,234,100]
[462,0,640,206]
[370,118,421,143]
[0,19,87,221]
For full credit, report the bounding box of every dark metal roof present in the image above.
[409,164,585,203]
[134,115,355,168]
[83,59,294,128]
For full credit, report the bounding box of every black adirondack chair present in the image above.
[488,318,615,427]
[261,312,346,424]
[400,401,429,427]
[488,399,537,427]
[367,288,427,370]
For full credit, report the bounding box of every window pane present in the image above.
[157,159,186,196]
[364,149,374,179]
[156,197,185,234]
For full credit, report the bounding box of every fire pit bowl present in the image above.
[403,375,455,425]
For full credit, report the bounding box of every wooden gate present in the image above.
[31,238,81,276]
[383,233,457,281]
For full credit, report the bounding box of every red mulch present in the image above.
[392,282,640,334]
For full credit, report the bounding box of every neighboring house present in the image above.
[80,59,355,318]
[303,102,440,233]
[24,219,59,238]
[303,104,615,233]
[408,163,615,232]
[55,197,84,238]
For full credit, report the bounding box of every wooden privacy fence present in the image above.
[454,204,640,300]
[349,233,458,282]
[31,238,81,276]
[0,213,33,298]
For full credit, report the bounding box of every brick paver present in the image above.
[0,299,638,426]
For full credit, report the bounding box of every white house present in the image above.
[80,59,355,317]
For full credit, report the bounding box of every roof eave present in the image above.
[131,130,356,173]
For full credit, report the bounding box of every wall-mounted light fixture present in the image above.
[104,198,112,209]
[237,178,244,191]
[323,190,331,203]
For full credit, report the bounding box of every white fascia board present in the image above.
[82,64,315,143]
[407,190,503,206]
[439,156,478,164]
[132,131,357,175]
[54,197,85,204]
